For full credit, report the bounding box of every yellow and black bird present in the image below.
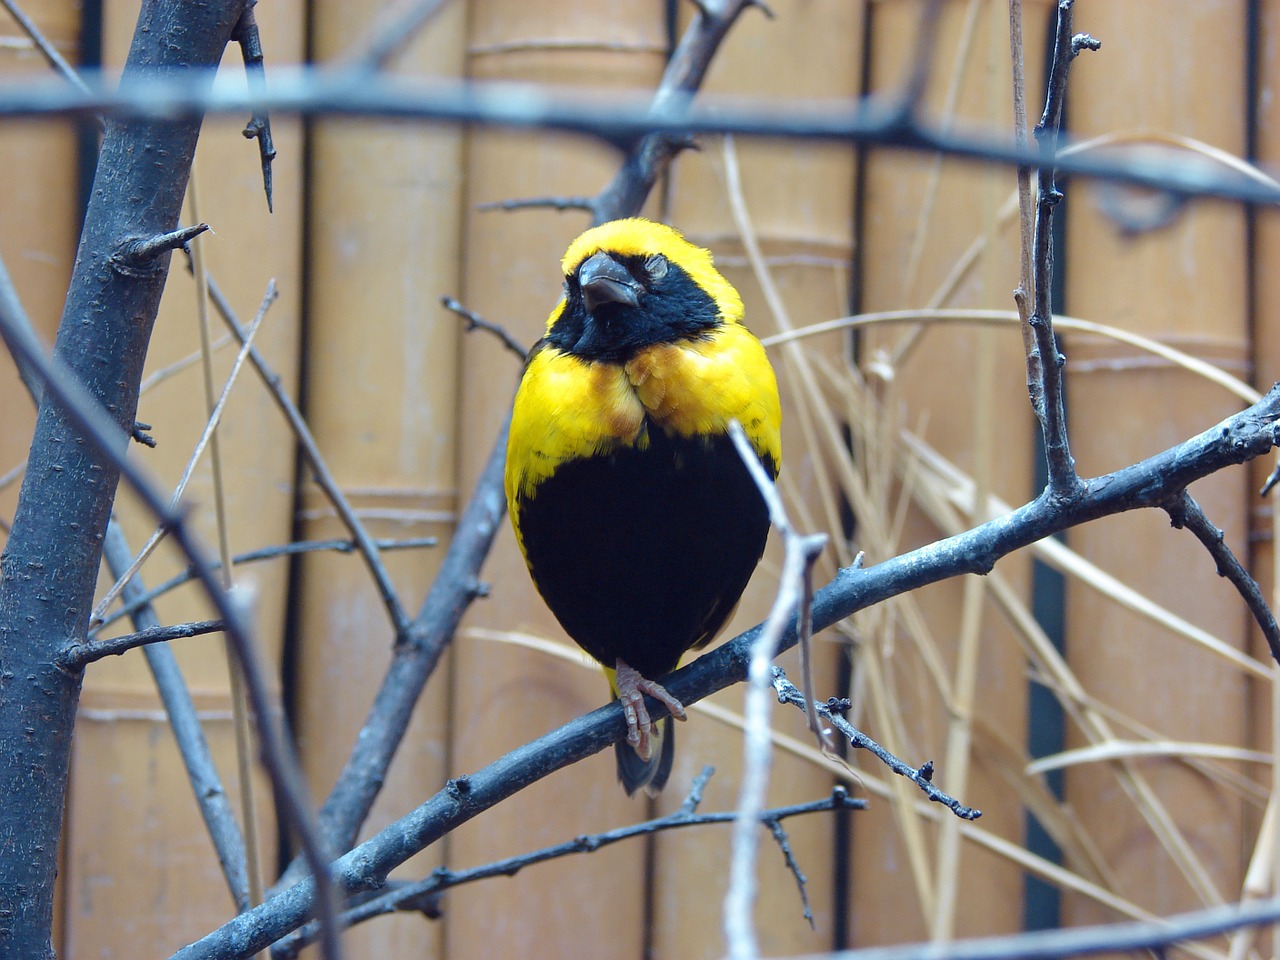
[504,218,781,796]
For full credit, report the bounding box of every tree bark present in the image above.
[0,2,243,956]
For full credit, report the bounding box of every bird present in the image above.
[504,217,781,796]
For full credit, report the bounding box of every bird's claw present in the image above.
[615,659,687,762]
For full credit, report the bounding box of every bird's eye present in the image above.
[644,255,669,280]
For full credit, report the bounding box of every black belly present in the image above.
[516,428,774,679]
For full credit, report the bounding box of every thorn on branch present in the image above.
[1166,490,1280,664]
[112,223,210,273]
[1071,32,1102,57]
[131,420,157,448]
[232,2,275,212]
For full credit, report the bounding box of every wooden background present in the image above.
[0,0,1277,957]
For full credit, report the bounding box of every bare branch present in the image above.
[200,269,414,637]
[92,536,436,635]
[0,72,1272,209]
[273,773,862,957]
[342,0,452,71]
[771,669,980,821]
[440,296,528,359]
[64,617,226,667]
[1165,490,1280,662]
[724,420,827,960]
[1027,0,1097,498]
[797,894,1280,960]
[476,195,594,214]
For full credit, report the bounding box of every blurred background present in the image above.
[1,0,1277,957]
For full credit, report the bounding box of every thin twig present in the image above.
[765,817,814,928]
[201,269,413,637]
[65,618,226,667]
[724,420,827,960]
[1165,491,1280,662]
[1027,0,1098,498]
[0,0,94,99]
[772,669,981,821]
[102,522,251,911]
[1007,0,1035,355]
[794,894,1280,960]
[93,536,437,635]
[90,279,276,625]
[476,195,594,214]
[342,0,452,71]
[273,775,861,957]
[440,296,528,359]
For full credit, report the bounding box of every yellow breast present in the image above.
[505,324,781,512]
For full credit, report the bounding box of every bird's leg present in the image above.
[614,659,688,761]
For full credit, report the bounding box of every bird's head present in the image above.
[543,218,744,364]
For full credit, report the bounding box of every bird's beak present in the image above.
[578,252,641,314]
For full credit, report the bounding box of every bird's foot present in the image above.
[615,659,688,761]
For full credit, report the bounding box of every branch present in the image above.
[200,268,414,636]
[63,617,226,667]
[273,772,863,957]
[173,386,1280,960]
[798,895,1280,960]
[440,295,528,359]
[101,522,251,911]
[724,421,827,960]
[93,536,438,635]
[593,0,761,224]
[771,669,980,821]
[1165,490,1280,662]
[0,72,1275,208]
[1026,0,1097,498]
[342,0,452,72]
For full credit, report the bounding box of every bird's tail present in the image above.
[615,715,674,797]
